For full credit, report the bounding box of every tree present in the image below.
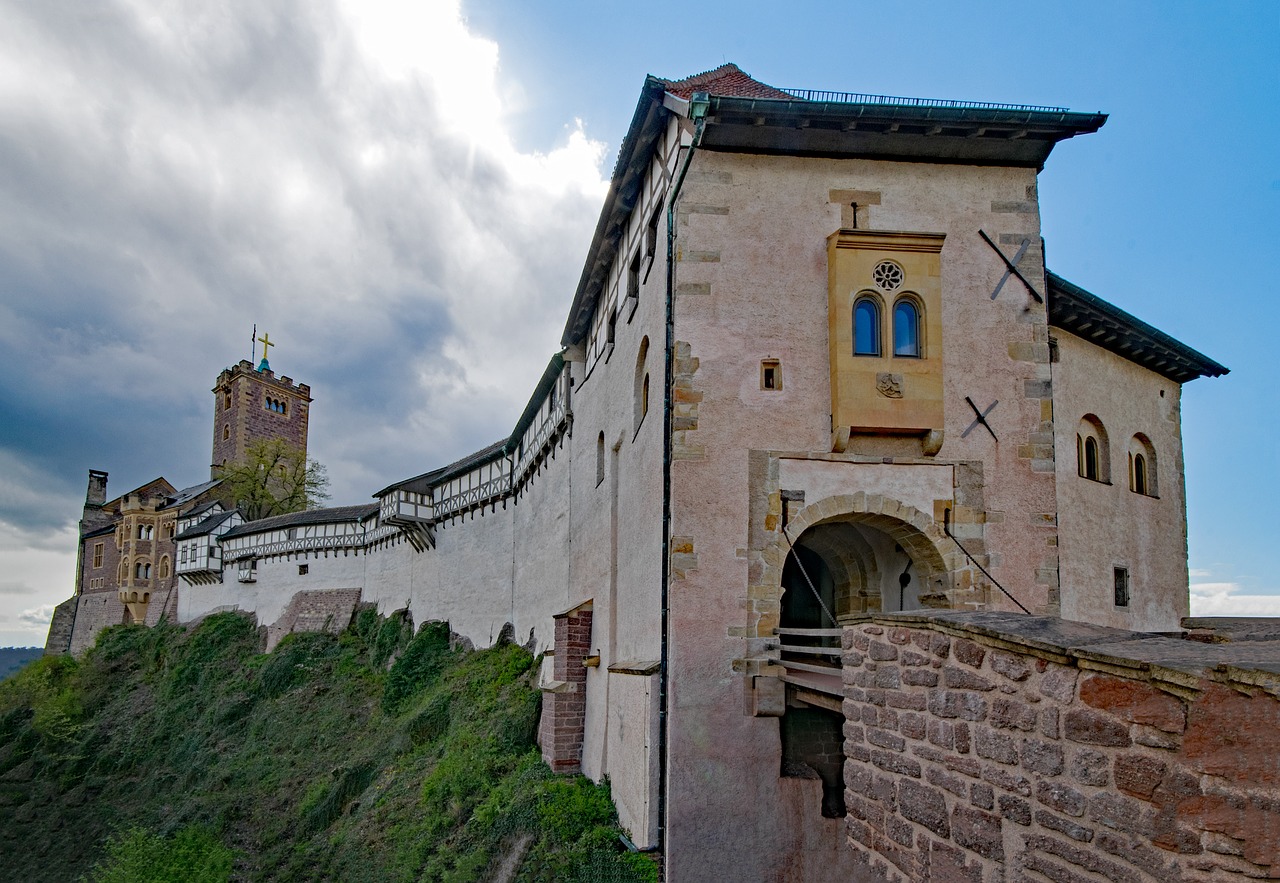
[220,438,330,521]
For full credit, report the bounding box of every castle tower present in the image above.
[210,346,312,478]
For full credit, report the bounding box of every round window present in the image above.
[872,261,904,292]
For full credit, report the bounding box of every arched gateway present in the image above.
[759,494,975,819]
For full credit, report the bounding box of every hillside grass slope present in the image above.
[0,611,656,882]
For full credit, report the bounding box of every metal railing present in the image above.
[780,89,1066,114]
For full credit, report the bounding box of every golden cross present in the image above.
[256,331,275,360]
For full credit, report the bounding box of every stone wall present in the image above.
[842,612,1280,882]
[263,588,361,651]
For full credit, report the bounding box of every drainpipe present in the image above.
[659,90,709,860]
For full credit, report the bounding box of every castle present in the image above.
[48,66,1280,882]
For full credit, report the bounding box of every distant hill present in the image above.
[0,614,657,883]
[0,648,41,680]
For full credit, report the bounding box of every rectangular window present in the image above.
[646,203,661,258]
[761,360,782,391]
[1114,567,1130,607]
[93,543,103,568]
[298,564,309,575]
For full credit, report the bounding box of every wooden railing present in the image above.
[775,627,843,690]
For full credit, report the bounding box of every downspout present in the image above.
[659,90,708,860]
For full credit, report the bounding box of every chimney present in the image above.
[86,470,108,507]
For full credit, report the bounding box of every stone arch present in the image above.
[759,493,969,632]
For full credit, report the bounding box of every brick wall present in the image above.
[841,612,1280,882]
[539,603,593,774]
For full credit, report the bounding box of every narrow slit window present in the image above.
[596,432,606,487]
[893,300,920,357]
[1114,567,1130,607]
[853,298,880,356]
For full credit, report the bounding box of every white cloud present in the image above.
[1189,581,1280,617]
[18,605,56,629]
[0,0,609,644]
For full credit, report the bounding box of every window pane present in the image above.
[1084,437,1098,480]
[854,300,879,355]
[894,301,920,357]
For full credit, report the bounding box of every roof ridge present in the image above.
[659,62,793,101]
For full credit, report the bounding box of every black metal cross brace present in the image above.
[979,230,1043,303]
[962,396,999,441]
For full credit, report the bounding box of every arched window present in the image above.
[1082,437,1099,480]
[1128,434,1158,497]
[136,562,151,580]
[893,299,921,357]
[158,556,170,579]
[1076,415,1110,483]
[853,296,881,356]
[223,424,230,441]
[634,336,650,432]
[596,432,606,487]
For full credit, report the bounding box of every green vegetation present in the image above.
[220,438,331,520]
[0,610,656,882]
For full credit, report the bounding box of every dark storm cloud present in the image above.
[0,0,606,551]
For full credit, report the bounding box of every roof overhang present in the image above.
[561,78,671,346]
[700,96,1106,167]
[1047,271,1228,383]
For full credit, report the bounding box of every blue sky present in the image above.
[0,0,1276,645]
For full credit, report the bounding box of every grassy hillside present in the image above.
[0,611,656,882]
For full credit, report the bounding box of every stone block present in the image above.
[903,668,939,687]
[928,690,988,722]
[1114,754,1167,801]
[991,697,1037,731]
[989,650,1031,682]
[998,794,1031,826]
[975,727,1019,765]
[870,748,921,778]
[1064,709,1131,747]
[1035,809,1095,843]
[970,783,994,811]
[1037,781,1086,817]
[954,639,985,668]
[1079,674,1187,734]
[925,766,967,798]
[951,805,1003,860]
[927,719,954,750]
[1067,748,1109,787]
[980,765,1031,797]
[1039,666,1078,703]
[944,667,995,692]
[899,779,950,837]
[1022,739,1065,777]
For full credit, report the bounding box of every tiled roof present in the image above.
[82,524,117,540]
[375,439,508,498]
[161,479,222,509]
[221,504,378,539]
[659,63,793,100]
[174,509,238,541]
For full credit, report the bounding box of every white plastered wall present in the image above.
[1051,330,1189,631]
